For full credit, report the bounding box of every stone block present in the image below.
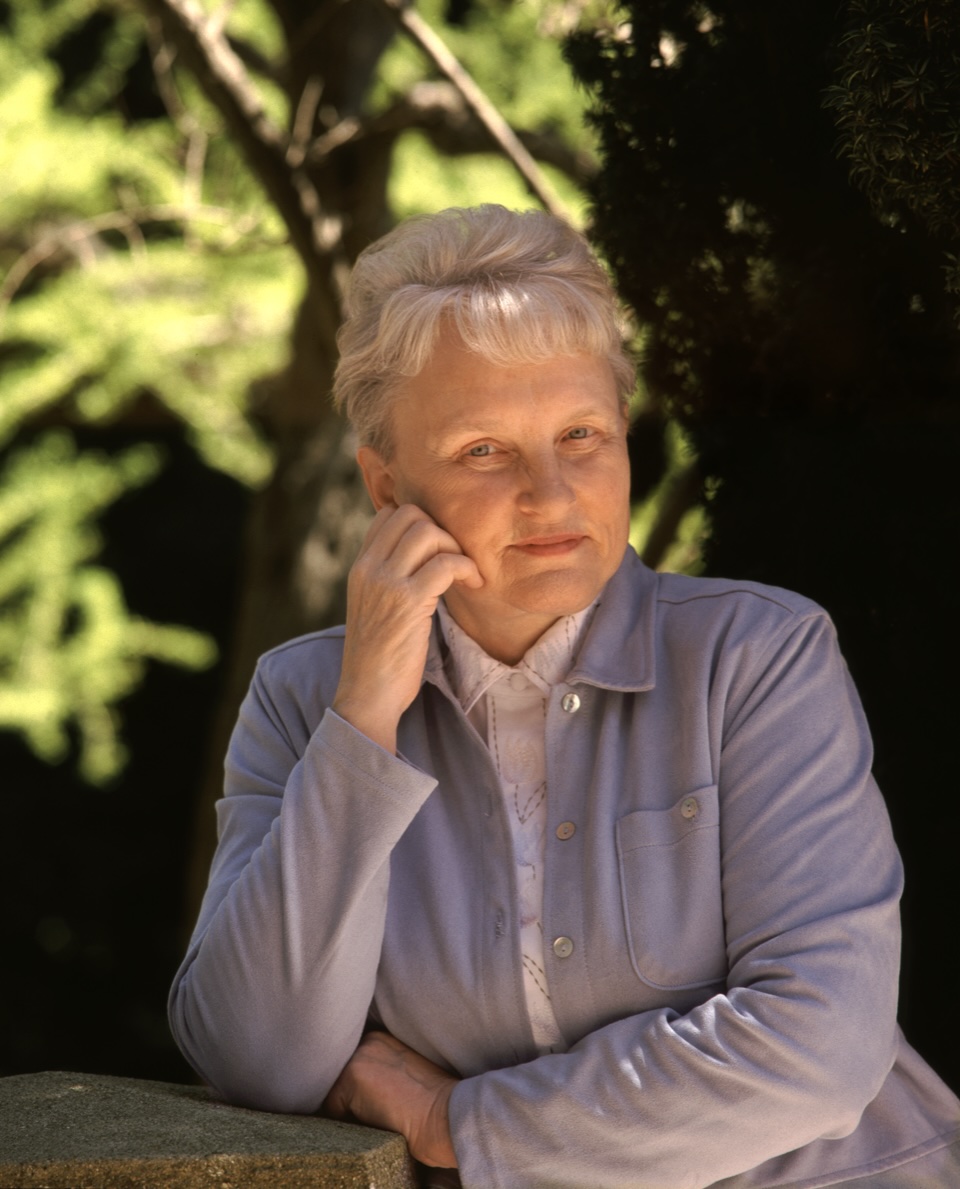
[0,1071,417,1188]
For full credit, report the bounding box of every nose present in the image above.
[517,452,576,518]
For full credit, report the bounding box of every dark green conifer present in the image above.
[568,0,960,1089]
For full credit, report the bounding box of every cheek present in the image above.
[583,485,630,553]
[435,501,492,555]
[391,475,450,524]
[391,478,489,554]
[429,475,513,536]
[601,457,632,523]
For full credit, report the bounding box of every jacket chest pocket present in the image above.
[615,786,727,990]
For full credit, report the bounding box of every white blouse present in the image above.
[436,600,595,1053]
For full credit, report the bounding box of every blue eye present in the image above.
[568,427,590,439]
[467,444,494,457]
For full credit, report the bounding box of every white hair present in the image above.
[332,205,635,456]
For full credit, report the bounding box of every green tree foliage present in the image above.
[0,0,296,778]
[567,0,960,1088]
[0,434,215,782]
[0,4,289,483]
[0,0,605,785]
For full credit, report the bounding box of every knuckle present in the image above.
[404,516,437,541]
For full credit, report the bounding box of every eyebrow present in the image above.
[431,422,498,447]
[432,407,623,446]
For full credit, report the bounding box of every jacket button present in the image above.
[552,936,574,959]
[680,796,700,820]
[560,692,581,714]
[556,821,576,840]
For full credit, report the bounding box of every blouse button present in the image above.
[680,796,700,820]
[556,821,576,841]
[560,692,581,714]
[552,936,575,959]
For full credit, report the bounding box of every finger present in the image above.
[355,530,481,598]
[409,551,484,597]
[391,505,466,560]
[358,507,469,578]
[386,520,471,581]
[356,504,446,562]
[354,503,406,559]
[321,1080,350,1120]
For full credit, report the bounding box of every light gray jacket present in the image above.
[169,548,960,1187]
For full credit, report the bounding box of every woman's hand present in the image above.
[322,1031,459,1168]
[332,503,482,754]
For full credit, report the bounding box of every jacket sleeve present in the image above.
[449,609,905,1188]
[167,648,438,1113]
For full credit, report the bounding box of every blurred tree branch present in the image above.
[140,0,348,339]
[0,204,264,331]
[378,0,571,216]
[321,80,597,188]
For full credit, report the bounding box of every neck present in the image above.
[440,597,558,666]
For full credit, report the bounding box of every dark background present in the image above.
[1,424,246,1085]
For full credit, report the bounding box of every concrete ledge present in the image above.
[0,1071,417,1188]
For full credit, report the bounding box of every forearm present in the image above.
[170,707,437,1111]
[450,922,900,1189]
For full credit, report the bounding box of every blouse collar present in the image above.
[435,599,596,715]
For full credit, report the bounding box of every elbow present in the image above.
[208,1071,326,1117]
[725,969,898,1143]
[822,966,900,1130]
[816,1030,897,1138]
[168,979,342,1117]
[781,995,898,1140]
[175,1016,329,1115]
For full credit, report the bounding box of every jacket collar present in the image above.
[423,546,657,697]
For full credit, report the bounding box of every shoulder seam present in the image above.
[258,626,346,665]
[658,589,821,615]
[655,579,824,620]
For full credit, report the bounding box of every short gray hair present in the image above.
[332,205,636,456]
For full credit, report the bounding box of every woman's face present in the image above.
[358,328,631,663]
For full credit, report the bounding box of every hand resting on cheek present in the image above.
[332,503,482,756]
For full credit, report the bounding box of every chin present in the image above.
[506,568,606,618]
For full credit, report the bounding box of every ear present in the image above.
[357,445,396,511]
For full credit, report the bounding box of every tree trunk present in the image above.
[175,0,400,918]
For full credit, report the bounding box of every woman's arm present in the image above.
[168,503,482,1112]
[167,685,440,1111]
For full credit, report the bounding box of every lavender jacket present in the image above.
[169,548,960,1187]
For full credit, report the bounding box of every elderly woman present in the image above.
[170,205,960,1187]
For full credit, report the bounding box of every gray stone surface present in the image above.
[0,1071,418,1188]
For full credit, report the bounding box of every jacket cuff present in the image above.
[313,708,438,807]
